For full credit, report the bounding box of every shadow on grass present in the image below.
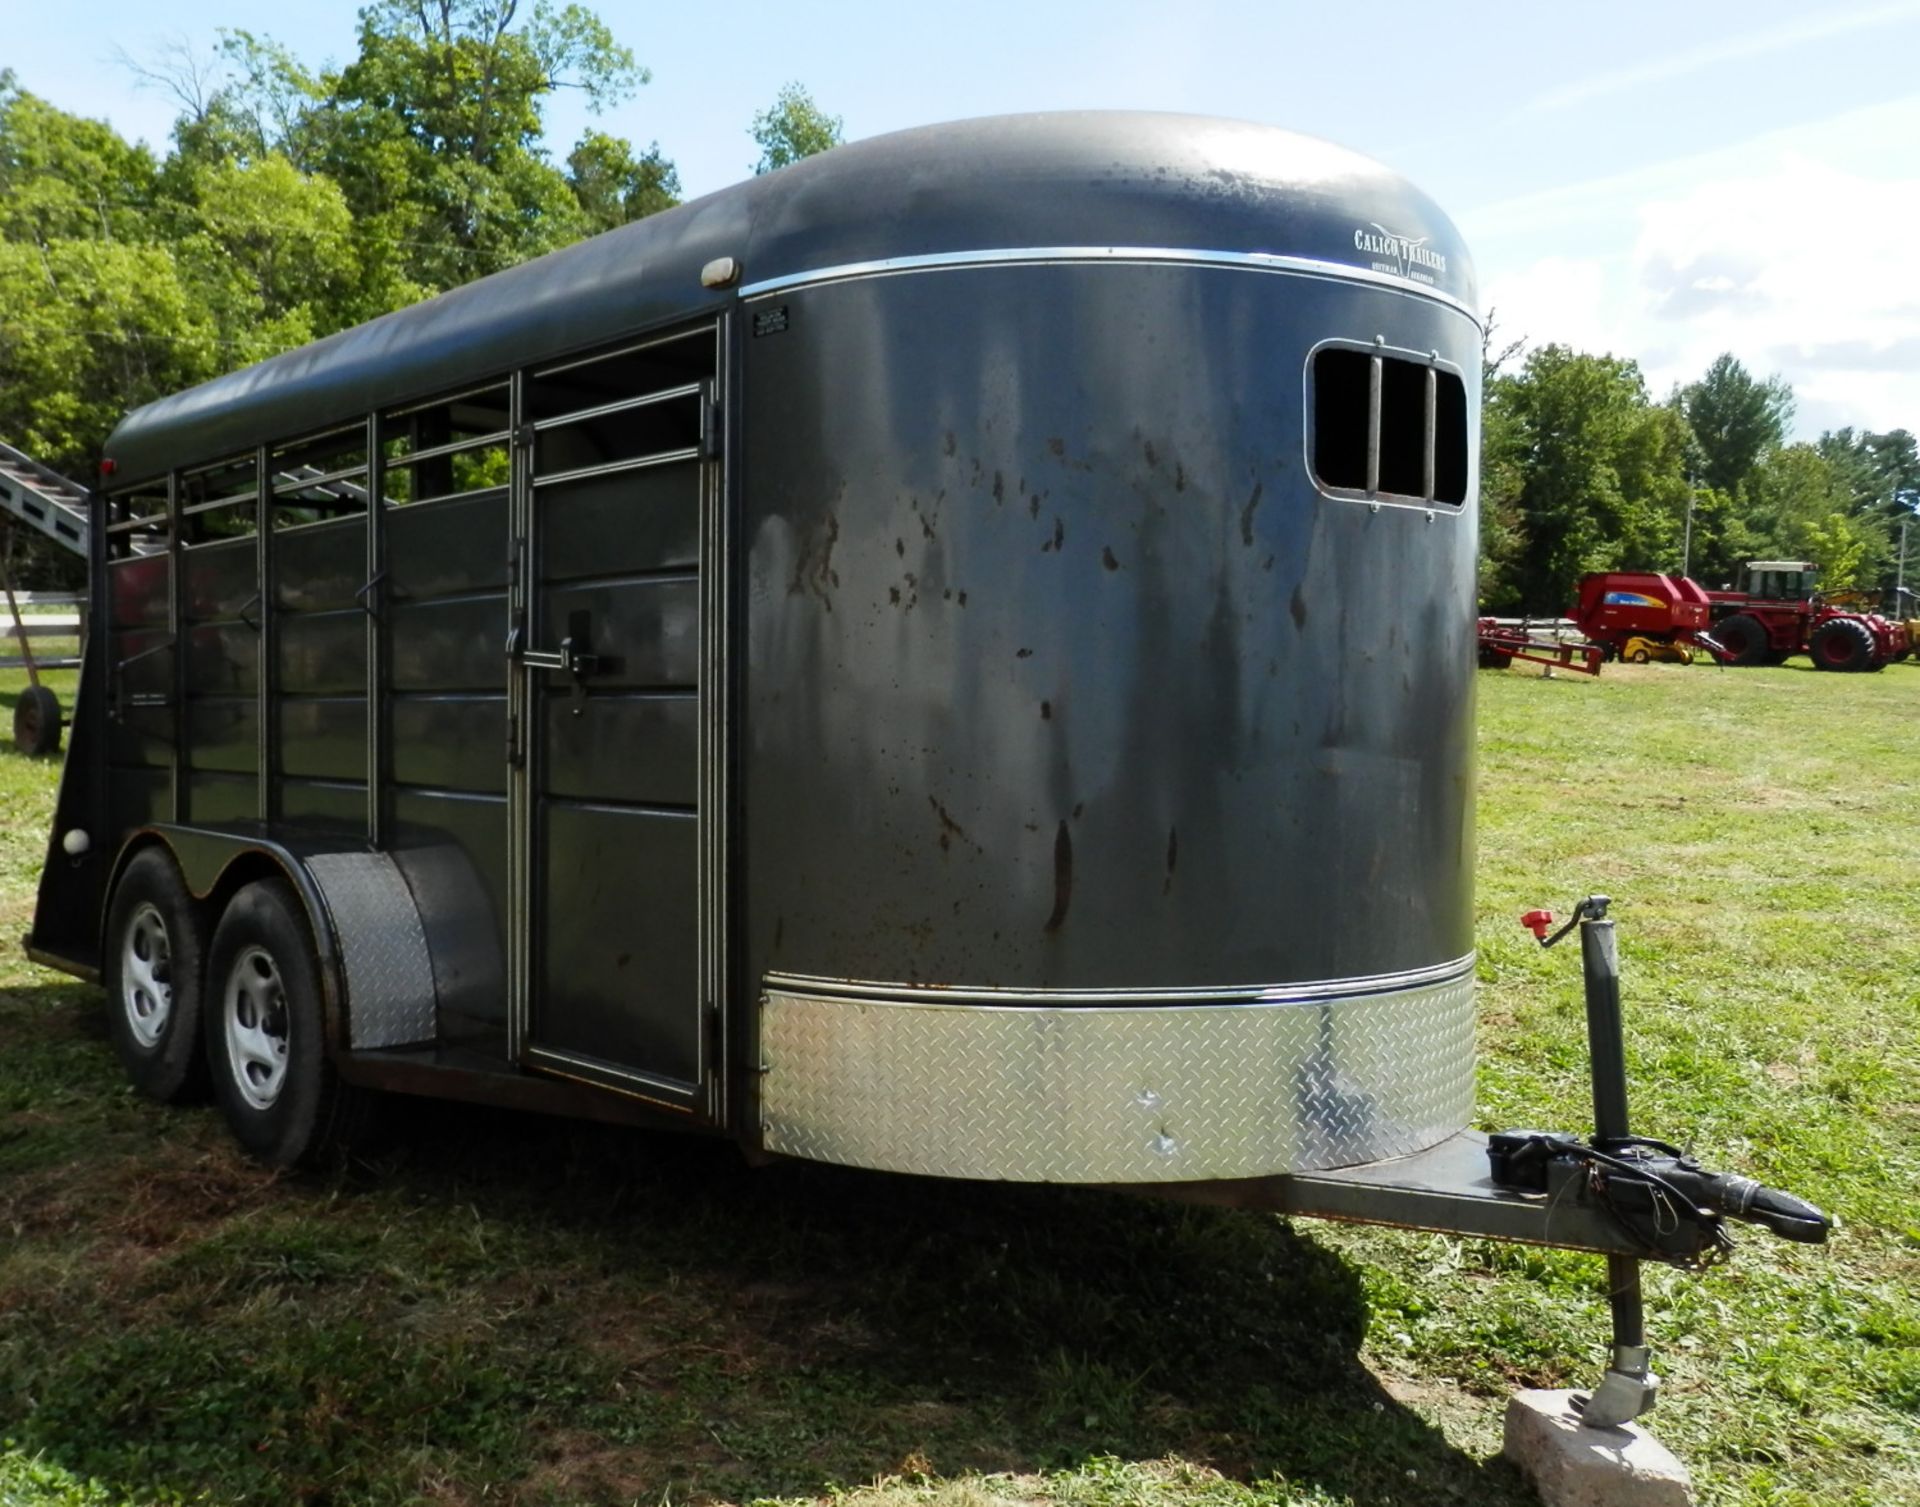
[0,982,1537,1506]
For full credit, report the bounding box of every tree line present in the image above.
[0,0,841,582]
[1480,339,1917,611]
[3,8,1912,606]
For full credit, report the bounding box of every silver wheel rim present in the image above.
[119,901,173,1049]
[225,944,291,1110]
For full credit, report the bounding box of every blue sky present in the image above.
[10,1,1920,439]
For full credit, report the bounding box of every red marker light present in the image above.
[99,458,117,477]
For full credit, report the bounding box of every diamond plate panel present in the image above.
[306,852,439,1050]
[760,969,1475,1182]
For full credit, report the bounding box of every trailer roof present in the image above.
[105,111,1477,485]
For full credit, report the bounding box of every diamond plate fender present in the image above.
[759,961,1476,1182]
[304,852,438,1050]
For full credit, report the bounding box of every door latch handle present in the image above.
[558,635,599,679]
[558,635,598,715]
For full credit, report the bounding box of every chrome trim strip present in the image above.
[739,246,1481,326]
[762,953,1475,1011]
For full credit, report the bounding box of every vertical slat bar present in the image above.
[366,411,386,848]
[166,470,184,822]
[85,482,111,851]
[1365,354,1383,497]
[256,444,273,823]
[699,324,728,1124]
[505,366,530,1063]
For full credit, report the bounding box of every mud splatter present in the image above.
[1240,483,1264,546]
[1044,820,1074,933]
[930,796,980,854]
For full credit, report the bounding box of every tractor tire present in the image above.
[1808,616,1877,673]
[1478,646,1514,669]
[1713,614,1773,667]
[13,684,61,756]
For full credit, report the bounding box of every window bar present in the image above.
[530,447,702,489]
[1365,354,1383,498]
[530,382,705,433]
[1424,365,1438,504]
[382,429,511,470]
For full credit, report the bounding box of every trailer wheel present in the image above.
[1808,616,1876,673]
[13,685,61,756]
[1627,645,1650,664]
[104,847,208,1103]
[205,879,375,1167]
[1713,614,1773,667]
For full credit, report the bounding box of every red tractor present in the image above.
[1705,560,1910,672]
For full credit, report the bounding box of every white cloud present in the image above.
[1469,101,1920,435]
[1524,1,1920,114]
[1482,255,1620,360]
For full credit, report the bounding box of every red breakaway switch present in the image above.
[1520,909,1555,941]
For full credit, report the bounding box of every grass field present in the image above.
[0,658,1916,1507]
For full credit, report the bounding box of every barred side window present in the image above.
[1310,344,1467,507]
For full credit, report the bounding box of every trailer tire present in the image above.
[1713,614,1773,667]
[104,847,208,1103]
[1627,645,1650,664]
[1808,616,1877,673]
[205,879,376,1167]
[13,685,61,756]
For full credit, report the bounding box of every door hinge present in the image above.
[700,394,723,460]
[505,709,522,767]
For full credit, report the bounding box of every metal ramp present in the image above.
[0,441,90,558]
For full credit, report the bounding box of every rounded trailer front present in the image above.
[733,125,1482,1186]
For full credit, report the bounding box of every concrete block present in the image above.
[1503,1389,1693,1507]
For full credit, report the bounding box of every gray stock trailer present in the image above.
[27,113,1825,1427]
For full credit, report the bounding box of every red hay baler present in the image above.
[1570,572,1720,662]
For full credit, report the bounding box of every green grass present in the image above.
[0,657,1916,1505]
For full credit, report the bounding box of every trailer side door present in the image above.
[509,321,726,1118]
